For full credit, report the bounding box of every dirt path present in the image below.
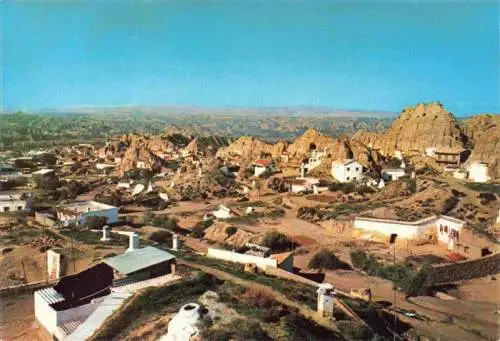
[177,258,340,334]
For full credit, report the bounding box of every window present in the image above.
[346,167,350,171]
[355,167,359,171]
[439,225,443,232]
[17,206,22,211]
[353,177,357,180]
[444,226,448,233]
[346,177,350,181]
[3,207,9,212]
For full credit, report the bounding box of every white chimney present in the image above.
[100,225,111,241]
[172,234,179,250]
[127,233,140,252]
[317,283,335,317]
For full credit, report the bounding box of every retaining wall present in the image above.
[427,252,500,285]
[207,248,277,269]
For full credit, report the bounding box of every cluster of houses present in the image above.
[34,234,178,340]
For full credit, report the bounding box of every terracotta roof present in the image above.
[254,159,271,167]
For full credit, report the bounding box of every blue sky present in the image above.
[2,1,498,116]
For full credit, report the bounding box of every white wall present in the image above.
[34,291,59,335]
[35,290,100,336]
[213,207,232,219]
[81,208,118,225]
[0,199,28,213]
[354,216,437,239]
[254,166,267,177]
[331,162,362,183]
[436,216,464,244]
[207,248,277,269]
[381,169,405,181]
[469,163,490,183]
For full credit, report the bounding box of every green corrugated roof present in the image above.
[103,246,175,275]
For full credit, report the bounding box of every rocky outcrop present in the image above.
[215,136,287,162]
[463,114,500,178]
[286,128,336,158]
[354,102,466,156]
[118,146,165,175]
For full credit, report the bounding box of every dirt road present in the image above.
[177,258,340,335]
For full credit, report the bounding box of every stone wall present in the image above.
[427,252,500,285]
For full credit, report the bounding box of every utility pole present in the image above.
[21,260,27,284]
[393,240,397,341]
[70,232,76,273]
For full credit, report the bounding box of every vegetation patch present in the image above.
[308,248,351,270]
[350,250,430,296]
[465,183,500,195]
[60,229,128,246]
[262,230,294,252]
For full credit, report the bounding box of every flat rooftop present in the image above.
[58,200,117,213]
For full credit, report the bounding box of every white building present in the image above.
[302,149,327,173]
[32,168,55,176]
[381,168,406,181]
[331,159,363,183]
[212,205,238,220]
[56,200,119,226]
[354,214,464,246]
[285,177,320,194]
[0,192,32,213]
[254,159,275,177]
[453,169,467,180]
[468,162,490,183]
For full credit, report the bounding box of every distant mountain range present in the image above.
[27,105,397,118]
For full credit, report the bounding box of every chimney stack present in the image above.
[100,225,111,241]
[127,233,140,252]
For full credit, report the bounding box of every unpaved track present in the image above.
[177,258,341,334]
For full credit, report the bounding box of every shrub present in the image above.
[84,216,108,230]
[308,248,351,270]
[149,230,173,245]
[337,320,372,340]
[191,219,213,238]
[350,249,429,296]
[442,196,459,214]
[225,226,237,236]
[2,247,13,255]
[262,230,293,252]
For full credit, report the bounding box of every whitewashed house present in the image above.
[253,159,275,177]
[285,178,320,194]
[301,149,327,173]
[331,159,363,183]
[381,168,406,181]
[468,162,490,183]
[212,205,239,220]
[56,200,119,226]
[0,192,32,212]
[394,150,403,160]
[354,214,464,247]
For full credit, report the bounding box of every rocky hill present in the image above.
[463,114,500,178]
[215,136,287,163]
[353,102,465,156]
[217,128,384,170]
[286,128,336,158]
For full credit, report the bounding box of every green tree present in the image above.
[308,248,351,270]
[262,230,293,252]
